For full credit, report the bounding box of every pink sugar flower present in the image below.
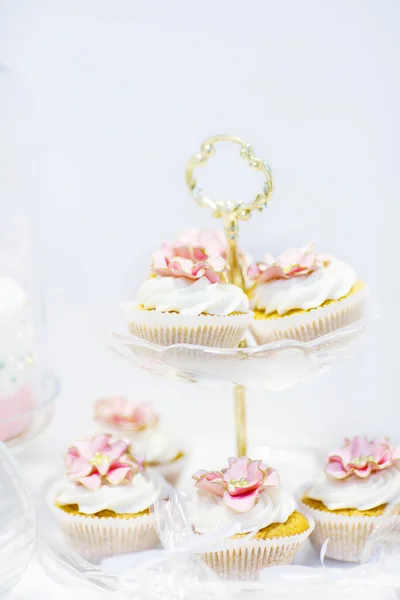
[193,457,279,513]
[94,397,158,431]
[66,433,143,491]
[165,229,227,261]
[326,436,400,480]
[248,243,330,283]
[152,251,226,284]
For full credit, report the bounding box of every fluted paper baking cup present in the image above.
[250,287,365,345]
[299,499,399,562]
[200,521,314,580]
[121,304,253,348]
[52,505,159,559]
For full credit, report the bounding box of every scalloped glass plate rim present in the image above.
[105,318,365,357]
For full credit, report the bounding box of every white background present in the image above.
[1,0,399,449]
[0,1,400,593]
[0,0,400,443]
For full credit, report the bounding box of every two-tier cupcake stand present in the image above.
[106,135,366,458]
[31,136,392,599]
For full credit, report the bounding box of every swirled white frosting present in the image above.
[132,276,249,317]
[251,259,357,316]
[306,465,400,511]
[54,471,164,515]
[190,486,296,534]
[92,423,181,463]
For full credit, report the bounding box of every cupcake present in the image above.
[189,457,314,580]
[300,436,400,562]
[121,250,252,348]
[93,396,187,485]
[247,243,365,344]
[51,434,165,559]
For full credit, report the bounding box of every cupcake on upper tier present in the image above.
[189,457,314,580]
[247,243,365,344]
[51,433,165,559]
[93,396,186,485]
[121,237,252,347]
[300,436,400,562]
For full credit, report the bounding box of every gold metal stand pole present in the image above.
[234,384,247,456]
[186,135,274,459]
[225,215,248,456]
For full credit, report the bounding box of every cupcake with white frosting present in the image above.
[121,251,252,348]
[189,457,314,580]
[248,243,365,344]
[300,436,400,562]
[51,434,165,559]
[93,396,186,485]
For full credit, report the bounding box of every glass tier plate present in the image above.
[104,319,367,392]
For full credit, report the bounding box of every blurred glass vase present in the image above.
[0,66,58,448]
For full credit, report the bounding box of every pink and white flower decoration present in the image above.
[326,436,400,480]
[152,251,226,284]
[248,243,330,283]
[66,434,143,491]
[94,396,158,431]
[193,457,279,513]
[163,229,227,262]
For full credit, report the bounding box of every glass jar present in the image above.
[0,66,58,448]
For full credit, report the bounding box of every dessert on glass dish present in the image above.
[93,396,187,485]
[50,434,165,559]
[300,436,400,562]
[0,276,36,442]
[121,247,252,348]
[189,456,314,580]
[248,243,365,344]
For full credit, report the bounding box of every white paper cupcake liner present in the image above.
[299,499,399,562]
[121,304,252,348]
[250,287,366,345]
[200,521,315,580]
[52,504,159,559]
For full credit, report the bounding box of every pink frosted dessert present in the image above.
[121,245,252,348]
[248,243,365,343]
[301,436,400,562]
[51,434,165,558]
[0,277,36,442]
[188,457,313,579]
[0,384,34,442]
[93,396,187,485]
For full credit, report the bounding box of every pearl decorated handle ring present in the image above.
[185,134,274,223]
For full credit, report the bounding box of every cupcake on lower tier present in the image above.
[51,434,165,559]
[189,457,314,580]
[247,244,365,344]
[121,250,252,348]
[300,436,400,562]
[93,396,186,485]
